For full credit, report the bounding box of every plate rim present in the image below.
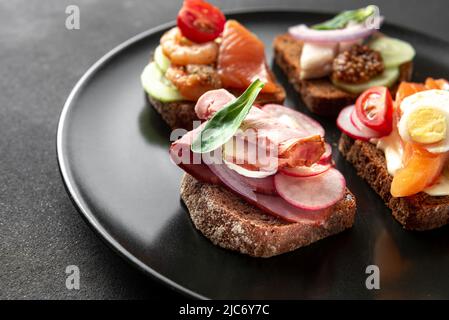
[56,8,449,300]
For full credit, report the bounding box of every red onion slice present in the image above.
[288,17,383,44]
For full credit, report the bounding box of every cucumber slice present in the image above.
[141,62,184,102]
[368,37,415,68]
[332,67,400,94]
[154,45,170,73]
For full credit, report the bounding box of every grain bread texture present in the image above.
[273,33,413,116]
[147,76,286,131]
[338,134,449,230]
[180,173,356,257]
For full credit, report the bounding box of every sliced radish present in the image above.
[350,108,362,130]
[350,106,382,136]
[337,105,381,141]
[223,158,277,179]
[280,162,331,177]
[208,164,330,223]
[274,168,346,211]
[319,143,332,164]
[261,104,325,137]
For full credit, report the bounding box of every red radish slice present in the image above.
[280,162,331,177]
[337,105,381,141]
[274,168,346,211]
[350,106,382,136]
[208,164,331,223]
[350,108,362,130]
[319,143,332,164]
[261,104,325,137]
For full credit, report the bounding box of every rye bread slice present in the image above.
[338,134,449,230]
[273,33,413,117]
[180,173,356,257]
[147,75,286,131]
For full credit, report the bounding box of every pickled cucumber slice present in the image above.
[332,67,400,94]
[368,37,415,68]
[154,45,170,73]
[141,62,184,102]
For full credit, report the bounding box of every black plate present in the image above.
[57,10,449,299]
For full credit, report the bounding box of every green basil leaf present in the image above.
[191,79,264,154]
[312,5,376,30]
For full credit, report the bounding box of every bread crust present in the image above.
[180,173,356,257]
[147,94,198,131]
[338,134,449,230]
[273,33,413,116]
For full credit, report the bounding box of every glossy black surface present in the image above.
[58,11,449,299]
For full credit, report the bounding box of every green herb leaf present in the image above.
[312,5,376,30]
[191,79,264,154]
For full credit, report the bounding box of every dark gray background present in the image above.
[1,0,448,300]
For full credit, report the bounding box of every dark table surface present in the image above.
[1,0,448,300]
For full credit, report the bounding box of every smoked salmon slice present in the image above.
[395,81,426,114]
[425,77,449,90]
[217,20,279,93]
[391,143,448,197]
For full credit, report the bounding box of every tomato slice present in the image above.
[355,86,393,136]
[177,0,226,44]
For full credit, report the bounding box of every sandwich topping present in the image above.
[141,0,282,102]
[332,44,384,84]
[337,78,449,197]
[171,81,347,223]
[288,6,415,94]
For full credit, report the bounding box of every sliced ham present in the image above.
[208,163,331,223]
[277,135,324,168]
[195,89,236,120]
[170,144,220,185]
[223,130,324,172]
[237,173,276,195]
[169,123,220,185]
[260,104,325,137]
[170,93,343,222]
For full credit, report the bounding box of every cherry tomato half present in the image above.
[355,86,393,136]
[177,0,226,44]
